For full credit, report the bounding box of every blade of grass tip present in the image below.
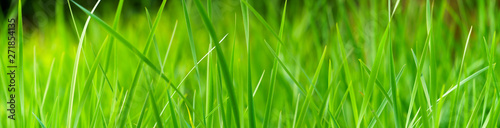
[160,21,178,74]
[336,23,352,90]
[358,61,397,127]
[408,28,433,128]
[336,24,362,127]
[185,103,195,128]
[71,36,109,128]
[409,45,432,114]
[296,46,328,127]
[480,38,490,125]
[192,0,241,126]
[405,43,428,128]
[153,23,179,124]
[263,1,287,127]
[389,0,401,126]
[109,0,168,126]
[466,37,495,128]
[41,58,55,109]
[252,70,265,97]
[66,0,81,38]
[411,35,433,121]
[67,1,101,127]
[367,65,407,128]
[358,59,393,107]
[136,93,149,128]
[452,26,473,128]
[357,22,391,128]
[32,112,46,128]
[180,0,202,91]
[488,32,498,96]
[264,40,306,94]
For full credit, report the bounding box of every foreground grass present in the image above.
[1,0,500,127]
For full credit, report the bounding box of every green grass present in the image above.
[2,0,500,127]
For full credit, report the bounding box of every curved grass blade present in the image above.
[336,24,361,127]
[253,70,265,97]
[41,58,55,108]
[296,46,328,127]
[67,1,101,127]
[32,112,46,128]
[357,22,391,128]
[451,26,473,128]
[262,1,287,127]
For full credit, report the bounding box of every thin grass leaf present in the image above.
[180,0,202,91]
[451,26,473,127]
[32,112,46,128]
[253,70,265,97]
[296,46,328,127]
[67,1,101,127]
[357,21,391,128]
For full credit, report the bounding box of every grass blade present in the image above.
[192,0,241,126]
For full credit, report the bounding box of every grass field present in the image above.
[1,0,500,127]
